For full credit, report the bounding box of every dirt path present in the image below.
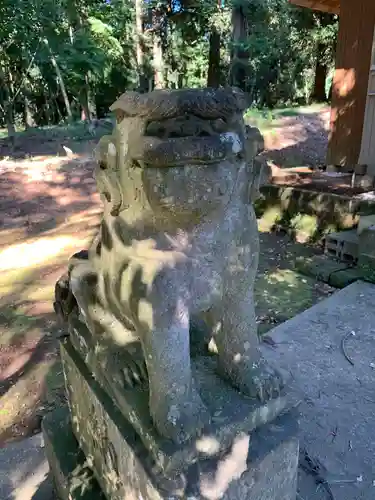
[262,106,331,168]
[0,149,101,445]
[0,108,333,446]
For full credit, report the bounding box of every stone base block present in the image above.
[42,406,105,500]
[67,320,297,476]
[59,338,299,499]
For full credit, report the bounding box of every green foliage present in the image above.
[0,0,338,131]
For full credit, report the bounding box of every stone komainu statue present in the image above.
[55,87,282,445]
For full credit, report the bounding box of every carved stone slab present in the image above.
[65,323,298,476]
[61,338,299,499]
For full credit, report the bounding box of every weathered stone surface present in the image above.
[61,338,299,499]
[261,281,375,500]
[55,87,284,446]
[109,87,249,120]
[42,407,105,500]
[62,336,295,476]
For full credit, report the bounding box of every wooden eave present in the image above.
[289,0,340,14]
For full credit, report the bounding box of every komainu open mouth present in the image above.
[127,115,244,169]
[109,87,248,169]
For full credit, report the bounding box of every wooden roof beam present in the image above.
[289,0,340,14]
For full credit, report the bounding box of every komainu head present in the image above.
[94,88,263,224]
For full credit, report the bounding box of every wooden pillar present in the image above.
[328,0,375,166]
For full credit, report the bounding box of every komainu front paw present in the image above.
[221,356,285,403]
[151,389,211,445]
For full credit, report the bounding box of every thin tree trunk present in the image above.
[135,0,149,92]
[311,43,328,102]
[6,102,15,137]
[153,31,164,89]
[229,5,249,91]
[0,65,16,137]
[80,74,96,122]
[24,93,35,129]
[207,26,221,87]
[43,39,72,120]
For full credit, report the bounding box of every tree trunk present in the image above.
[44,40,72,120]
[135,0,149,92]
[311,43,328,102]
[207,26,221,88]
[153,31,164,89]
[229,5,249,91]
[80,74,96,122]
[6,102,15,137]
[0,65,16,138]
[24,93,35,129]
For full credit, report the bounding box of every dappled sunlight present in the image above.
[255,231,334,335]
[10,460,48,499]
[266,268,306,286]
[0,236,80,272]
[0,350,56,445]
[0,153,86,177]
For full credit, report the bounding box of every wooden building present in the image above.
[290,0,375,173]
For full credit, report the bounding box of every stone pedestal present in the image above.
[46,335,299,500]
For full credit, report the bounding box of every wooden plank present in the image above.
[289,0,340,14]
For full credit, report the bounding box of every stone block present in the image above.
[260,281,375,500]
[357,214,375,235]
[66,321,295,476]
[42,406,105,500]
[324,230,359,263]
[358,254,375,283]
[60,338,299,500]
[353,174,374,190]
[328,268,362,288]
[358,224,375,256]
[295,255,348,283]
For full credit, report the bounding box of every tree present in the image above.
[0,0,339,133]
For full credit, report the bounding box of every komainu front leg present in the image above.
[214,289,284,402]
[138,275,211,444]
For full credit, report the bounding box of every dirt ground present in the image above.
[0,106,333,447]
